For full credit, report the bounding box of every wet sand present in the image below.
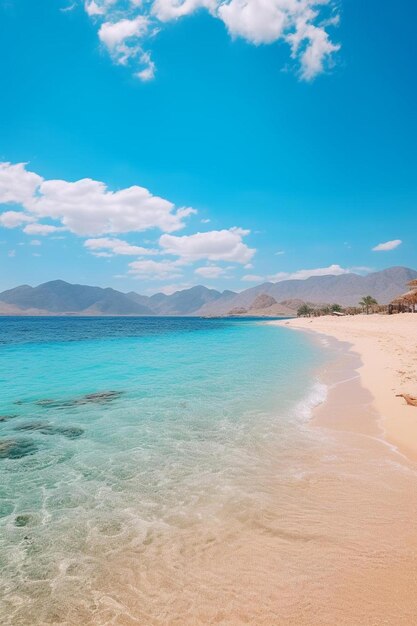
[271,313,417,461]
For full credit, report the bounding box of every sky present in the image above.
[0,0,416,295]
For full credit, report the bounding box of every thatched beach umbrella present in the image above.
[404,290,417,303]
[394,290,417,303]
[389,287,417,313]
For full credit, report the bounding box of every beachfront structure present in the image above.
[389,279,417,313]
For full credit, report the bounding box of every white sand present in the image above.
[271,313,417,460]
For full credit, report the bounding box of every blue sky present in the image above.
[0,0,416,294]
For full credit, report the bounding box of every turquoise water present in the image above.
[0,316,326,624]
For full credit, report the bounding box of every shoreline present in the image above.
[270,313,417,462]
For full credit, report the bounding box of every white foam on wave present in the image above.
[318,337,330,347]
[293,380,328,422]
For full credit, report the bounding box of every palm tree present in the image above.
[297,303,313,317]
[359,295,378,314]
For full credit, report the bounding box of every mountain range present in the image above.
[0,266,415,317]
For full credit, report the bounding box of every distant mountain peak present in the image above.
[0,280,154,316]
[251,293,277,309]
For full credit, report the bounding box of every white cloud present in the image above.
[98,16,151,70]
[275,250,285,255]
[195,265,226,278]
[0,162,42,206]
[154,282,194,295]
[85,0,119,16]
[0,162,196,237]
[128,258,183,279]
[152,0,216,21]
[219,0,289,45]
[85,1,105,16]
[80,0,339,81]
[23,223,65,235]
[350,265,373,273]
[286,6,340,80]
[159,227,255,264]
[8,249,16,258]
[242,274,265,282]
[60,2,77,12]
[372,239,402,252]
[136,51,156,81]
[84,237,158,256]
[32,178,195,235]
[0,211,34,228]
[99,16,149,49]
[269,264,351,282]
[30,239,41,246]
[0,161,259,285]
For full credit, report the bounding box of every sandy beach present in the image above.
[271,313,417,461]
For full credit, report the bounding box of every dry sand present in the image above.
[271,313,417,461]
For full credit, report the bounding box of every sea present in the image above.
[1,316,417,625]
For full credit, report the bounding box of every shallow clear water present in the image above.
[2,317,417,626]
[0,316,325,623]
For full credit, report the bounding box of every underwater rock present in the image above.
[82,391,123,403]
[36,398,59,408]
[14,421,50,432]
[14,422,84,439]
[41,425,84,439]
[36,398,64,408]
[0,414,18,423]
[0,438,38,459]
[36,390,123,409]
[53,426,84,439]
[15,514,31,527]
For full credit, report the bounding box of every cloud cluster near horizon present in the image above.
[0,161,255,282]
[82,0,340,81]
[1,162,400,291]
[242,263,374,283]
[372,239,402,252]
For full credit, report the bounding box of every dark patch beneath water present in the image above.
[14,421,84,439]
[14,420,50,432]
[36,390,123,409]
[0,438,38,459]
[49,426,84,439]
[0,414,18,423]
[15,514,31,527]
